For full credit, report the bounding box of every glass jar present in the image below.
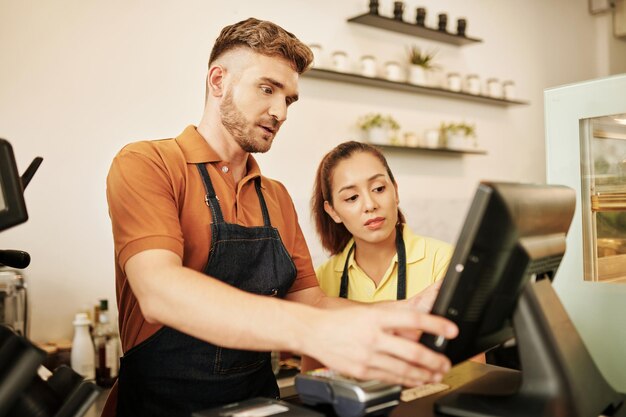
[393,1,405,21]
[486,78,502,98]
[309,44,323,68]
[331,50,349,73]
[447,72,462,92]
[360,55,377,78]
[465,74,480,95]
[502,80,516,100]
[384,61,403,82]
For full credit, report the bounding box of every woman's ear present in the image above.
[323,201,343,224]
[207,65,225,97]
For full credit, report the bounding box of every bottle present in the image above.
[71,312,95,380]
[93,299,118,387]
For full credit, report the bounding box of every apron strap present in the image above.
[339,243,356,299]
[339,224,407,300]
[395,224,407,300]
[196,164,271,227]
[196,163,225,224]
[254,177,271,227]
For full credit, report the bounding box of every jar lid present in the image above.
[360,55,375,60]
[73,312,91,326]
[447,72,460,77]
[332,50,347,56]
[502,80,515,85]
[487,77,499,82]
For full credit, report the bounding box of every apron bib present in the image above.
[116,163,296,417]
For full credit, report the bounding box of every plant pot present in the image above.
[424,129,440,148]
[446,133,471,149]
[366,127,389,145]
[409,65,427,85]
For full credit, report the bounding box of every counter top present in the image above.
[83,362,513,417]
[83,376,298,417]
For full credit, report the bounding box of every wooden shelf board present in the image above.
[347,13,482,46]
[376,143,487,155]
[303,68,529,107]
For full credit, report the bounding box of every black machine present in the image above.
[0,138,99,417]
[420,181,626,417]
[0,138,30,234]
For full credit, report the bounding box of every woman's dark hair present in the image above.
[311,141,406,255]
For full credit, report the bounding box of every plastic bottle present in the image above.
[93,299,118,387]
[70,312,95,380]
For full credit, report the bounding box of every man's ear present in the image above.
[207,65,225,97]
[323,201,342,224]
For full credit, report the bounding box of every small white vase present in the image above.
[409,65,427,85]
[424,129,440,148]
[446,133,468,149]
[367,127,389,145]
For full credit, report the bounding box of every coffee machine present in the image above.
[0,138,100,417]
[0,136,37,337]
[0,266,27,336]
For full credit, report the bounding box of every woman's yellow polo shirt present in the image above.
[315,225,453,302]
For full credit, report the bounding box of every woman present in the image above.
[312,140,453,303]
[300,141,457,371]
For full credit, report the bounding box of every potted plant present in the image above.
[440,122,477,149]
[407,46,438,85]
[357,113,400,145]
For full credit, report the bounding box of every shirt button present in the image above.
[221,165,229,173]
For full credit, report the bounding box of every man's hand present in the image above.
[302,303,457,387]
[405,280,442,313]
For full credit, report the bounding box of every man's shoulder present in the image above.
[258,175,294,201]
[259,175,286,190]
[114,136,185,167]
[118,136,180,157]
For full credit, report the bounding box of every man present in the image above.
[105,17,457,417]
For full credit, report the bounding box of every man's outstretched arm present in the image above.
[126,248,457,387]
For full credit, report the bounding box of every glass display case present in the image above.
[545,73,626,392]
[580,113,626,283]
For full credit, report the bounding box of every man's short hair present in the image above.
[209,18,313,74]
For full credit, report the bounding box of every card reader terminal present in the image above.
[295,368,401,417]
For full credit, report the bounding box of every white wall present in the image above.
[0,0,624,343]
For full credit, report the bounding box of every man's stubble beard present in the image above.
[220,90,273,154]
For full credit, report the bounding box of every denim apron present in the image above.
[339,224,407,300]
[116,163,297,417]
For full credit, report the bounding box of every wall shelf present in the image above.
[347,13,482,46]
[376,143,487,155]
[303,68,529,107]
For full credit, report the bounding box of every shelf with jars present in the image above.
[376,143,487,155]
[302,67,528,107]
[357,114,487,155]
[347,12,482,46]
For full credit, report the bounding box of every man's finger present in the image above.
[376,308,458,340]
